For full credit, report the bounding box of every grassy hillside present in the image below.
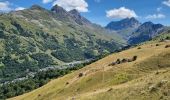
[10,41,170,100]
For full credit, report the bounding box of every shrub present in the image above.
[107,88,113,92]
[116,59,121,64]
[66,82,69,85]
[78,73,84,77]
[132,56,138,61]
[166,36,170,40]
[137,47,141,49]
[108,62,116,66]
[165,45,170,48]
[156,44,159,46]
[121,58,128,63]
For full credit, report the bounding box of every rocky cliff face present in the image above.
[105,17,141,40]
[105,17,141,31]
[128,22,164,44]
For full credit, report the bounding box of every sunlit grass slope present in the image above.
[10,41,170,100]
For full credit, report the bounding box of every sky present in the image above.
[0,0,170,26]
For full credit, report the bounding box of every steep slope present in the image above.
[128,22,164,44]
[0,5,125,83]
[105,17,141,40]
[10,41,170,100]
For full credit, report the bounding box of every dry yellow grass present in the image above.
[9,41,170,100]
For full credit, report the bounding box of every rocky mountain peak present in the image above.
[69,9,91,25]
[106,17,140,31]
[128,22,164,44]
[51,4,68,15]
[69,9,80,16]
[137,22,163,32]
[141,21,153,26]
[30,5,45,10]
[127,17,138,22]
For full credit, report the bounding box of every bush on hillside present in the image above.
[166,36,170,40]
[108,56,138,66]
[78,73,84,77]
[31,53,54,67]
[156,44,160,46]
[66,82,69,85]
[108,62,116,66]
[132,56,138,61]
[121,58,128,63]
[116,59,121,64]
[165,45,170,48]
[137,47,141,49]
[107,88,113,92]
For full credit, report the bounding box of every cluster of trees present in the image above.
[96,39,120,53]
[48,37,118,62]
[31,53,55,67]
[165,36,170,40]
[0,69,68,99]
[0,52,56,83]
[51,38,103,62]
[0,60,97,99]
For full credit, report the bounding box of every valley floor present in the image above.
[9,41,170,100]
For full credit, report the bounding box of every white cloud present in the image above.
[163,0,170,7]
[145,14,166,19]
[53,0,88,12]
[42,0,53,4]
[0,1,12,12]
[106,7,138,19]
[15,7,25,11]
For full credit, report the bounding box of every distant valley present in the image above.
[0,4,125,84]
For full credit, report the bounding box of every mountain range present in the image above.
[128,22,164,44]
[0,4,170,99]
[0,4,169,83]
[0,4,125,83]
[106,17,166,44]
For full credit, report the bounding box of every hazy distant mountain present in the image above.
[128,22,164,44]
[105,17,140,31]
[105,18,166,44]
[105,17,141,40]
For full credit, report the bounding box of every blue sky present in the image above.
[0,0,170,26]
